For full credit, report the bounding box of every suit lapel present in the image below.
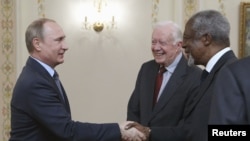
[60,84,71,114]
[139,62,159,124]
[150,56,187,119]
[189,69,215,111]
[27,57,71,114]
[187,51,237,115]
[52,78,71,113]
[148,64,159,113]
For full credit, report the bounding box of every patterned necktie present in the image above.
[153,66,167,106]
[53,71,65,102]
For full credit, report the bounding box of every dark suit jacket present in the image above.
[127,54,202,141]
[209,56,250,124]
[184,50,237,141]
[10,57,121,141]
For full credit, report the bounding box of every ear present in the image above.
[175,41,183,53]
[202,34,212,46]
[32,38,42,51]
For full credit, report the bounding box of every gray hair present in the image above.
[153,21,183,45]
[188,10,230,46]
[25,18,56,53]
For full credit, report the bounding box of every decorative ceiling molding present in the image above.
[37,0,46,18]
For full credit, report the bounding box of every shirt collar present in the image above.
[205,47,231,72]
[30,56,55,77]
[165,52,182,74]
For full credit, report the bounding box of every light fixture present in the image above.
[83,0,116,32]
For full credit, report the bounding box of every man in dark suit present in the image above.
[9,18,146,141]
[209,56,250,124]
[126,21,202,141]
[182,10,238,141]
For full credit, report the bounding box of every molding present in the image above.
[0,0,16,140]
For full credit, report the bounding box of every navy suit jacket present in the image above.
[209,56,250,124]
[184,50,237,141]
[127,54,202,141]
[10,57,121,141]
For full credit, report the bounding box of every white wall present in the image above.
[59,0,153,122]
[16,0,155,123]
[16,0,247,123]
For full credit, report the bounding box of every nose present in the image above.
[182,41,188,50]
[182,45,186,49]
[62,41,69,51]
[152,43,161,51]
[182,41,189,54]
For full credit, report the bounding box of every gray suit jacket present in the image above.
[127,54,202,141]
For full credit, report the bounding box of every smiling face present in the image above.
[182,20,207,66]
[31,21,68,68]
[151,25,182,67]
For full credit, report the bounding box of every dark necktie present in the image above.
[53,71,65,102]
[153,66,167,106]
[201,69,209,82]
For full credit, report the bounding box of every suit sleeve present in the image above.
[127,66,143,122]
[27,77,121,141]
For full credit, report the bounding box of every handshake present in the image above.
[119,121,151,141]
